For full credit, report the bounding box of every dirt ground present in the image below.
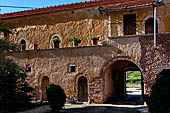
[47,88,147,113]
[60,104,147,113]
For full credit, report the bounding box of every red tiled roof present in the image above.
[102,0,156,11]
[0,0,154,20]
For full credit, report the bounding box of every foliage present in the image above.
[126,71,141,88]
[52,36,61,43]
[0,39,19,54]
[90,37,100,40]
[0,21,17,56]
[0,39,34,109]
[146,69,170,113]
[69,37,81,43]
[46,84,66,112]
[0,21,14,34]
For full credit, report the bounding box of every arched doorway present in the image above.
[104,60,144,104]
[41,76,49,101]
[78,76,88,102]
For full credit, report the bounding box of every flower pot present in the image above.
[53,42,60,48]
[92,40,98,46]
[21,44,26,51]
[34,44,38,50]
[74,42,79,47]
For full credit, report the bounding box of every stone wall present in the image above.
[8,46,115,103]
[4,3,170,51]
[8,41,141,103]
[139,33,170,93]
[109,33,170,93]
[8,33,170,103]
[3,6,109,50]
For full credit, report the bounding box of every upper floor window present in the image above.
[50,35,62,49]
[145,18,158,34]
[34,44,38,50]
[20,40,26,51]
[123,14,136,35]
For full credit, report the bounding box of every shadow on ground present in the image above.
[64,106,141,113]
[47,104,147,113]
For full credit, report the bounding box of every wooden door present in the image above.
[78,76,88,102]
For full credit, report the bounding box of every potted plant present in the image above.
[52,36,61,48]
[69,37,81,47]
[91,37,100,45]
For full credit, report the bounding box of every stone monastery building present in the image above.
[0,0,170,103]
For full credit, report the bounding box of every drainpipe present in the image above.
[154,5,157,48]
[108,15,112,37]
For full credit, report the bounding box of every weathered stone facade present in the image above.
[139,33,170,93]
[7,33,170,103]
[1,0,170,50]
[2,0,170,103]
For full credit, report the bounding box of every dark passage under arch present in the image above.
[104,60,144,104]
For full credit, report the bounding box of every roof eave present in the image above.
[100,5,154,13]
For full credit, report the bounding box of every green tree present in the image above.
[0,21,13,34]
[46,84,66,112]
[0,39,34,108]
[146,69,170,113]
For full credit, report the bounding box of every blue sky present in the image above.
[0,0,90,14]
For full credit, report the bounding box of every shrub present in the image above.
[46,84,66,112]
[146,69,170,113]
[69,37,81,43]
[90,37,100,40]
[52,36,61,43]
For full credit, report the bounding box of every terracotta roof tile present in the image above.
[0,0,154,20]
[102,0,156,11]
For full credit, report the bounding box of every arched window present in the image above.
[50,35,62,48]
[145,18,158,34]
[20,40,26,51]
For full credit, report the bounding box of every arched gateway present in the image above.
[103,59,144,103]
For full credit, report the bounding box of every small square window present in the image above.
[69,65,77,73]
[26,67,31,73]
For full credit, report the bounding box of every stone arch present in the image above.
[49,34,62,48]
[142,15,161,34]
[101,57,144,103]
[100,57,143,76]
[75,75,89,102]
[18,38,29,50]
